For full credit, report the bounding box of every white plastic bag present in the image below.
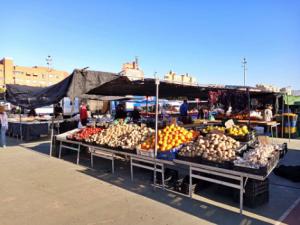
[78,121,83,129]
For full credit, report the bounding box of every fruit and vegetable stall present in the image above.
[55,121,287,214]
[53,77,289,214]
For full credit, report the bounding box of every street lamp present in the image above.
[242,58,247,86]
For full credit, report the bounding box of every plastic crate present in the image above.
[234,190,269,208]
[279,143,288,159]
[180,175,198,194]
[156,145,182,161]
[176,154,202,163]
[151,168,179,186]
[244,178,269,196]
[136,145,155,158]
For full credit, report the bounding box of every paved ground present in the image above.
[0,137,299,225]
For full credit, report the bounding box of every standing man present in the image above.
[79,102,88,126]
[180,99,189,123]
[54,103,63,118]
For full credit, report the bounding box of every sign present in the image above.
[257,135,269,145]
[225,119,235,129]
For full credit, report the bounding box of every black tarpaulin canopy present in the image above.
[5,69,124,109]
[87,77,209,98]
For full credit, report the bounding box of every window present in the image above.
[26,73,31,76]
[33,74,38,77]
[13,71,24,75]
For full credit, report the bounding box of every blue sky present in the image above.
[1,0,300,88]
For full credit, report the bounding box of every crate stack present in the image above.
[234,178,269,208]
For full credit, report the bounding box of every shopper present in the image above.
[79,102,88,126]
[115,104,127,120]
[263,104,273,122]
[28,108,37,117]
[131,106,141,123]
[54,103,63,118]
[0,106,8,148]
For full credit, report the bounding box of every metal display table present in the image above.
[8,121,50,141]
[173,159,277,214]
[54,133,281,214]
[56,130,82,164]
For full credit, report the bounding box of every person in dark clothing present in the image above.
[179,100,189,124]
[28,109,37,117]
[115,104,127,120]
[131,106,141,123]
[54,103,63,118]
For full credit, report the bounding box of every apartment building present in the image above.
[0,57,69,87]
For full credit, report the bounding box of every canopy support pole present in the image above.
[154,79,160,189]
[19,106,22,141]
[49,105,55,157]
[146,96,148,117]
[282,96,284,138]
[247,88,251,128]
[287,94,291,141]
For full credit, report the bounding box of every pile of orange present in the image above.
[141,124,198,151]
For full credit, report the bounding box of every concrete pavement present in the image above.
[0,137,299,225]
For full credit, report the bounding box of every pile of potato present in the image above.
[200,134,240,162]
[86,124,154,149]
[178,135,204,157]
[179,133,240,162]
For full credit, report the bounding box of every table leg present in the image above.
[189,166,192,198]
[59,142,62,159]
[112,157,115,174]
[76,147,80,165]
[130,157,133,181]
[153,162,157,188]
[276,125,278,138]
[91,153,94,168]
[271,126,274,138]
[240,177,244,214]
[162,164,165,190]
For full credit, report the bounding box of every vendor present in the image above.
[263,104,273,122]
[130,106,141,123]
[28,108,37,117]
[54,103,63,118]
[179,99,189,123]
[115,104,127,120]
[79,102,88,126]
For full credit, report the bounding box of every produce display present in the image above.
[226,125,249,137]
[234,144,280,168]
[140,124,198,151]
[87,124,154,150]
[67,127,102,141]
[179,134,240,162]
[202,126,225,134]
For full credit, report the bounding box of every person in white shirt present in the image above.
[0,106,8,147]
[263,105,273,122]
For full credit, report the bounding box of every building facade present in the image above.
[119,57,144,81]
[0,57,69,87]
[164,70,197,85]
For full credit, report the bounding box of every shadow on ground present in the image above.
[11,136,300,225]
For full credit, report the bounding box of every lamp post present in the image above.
[242,58,247,86]
[46,55,52,85]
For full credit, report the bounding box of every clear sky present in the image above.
[1,0,299,89]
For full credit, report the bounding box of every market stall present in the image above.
[56,123,287,213]
[54,77,287,214]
